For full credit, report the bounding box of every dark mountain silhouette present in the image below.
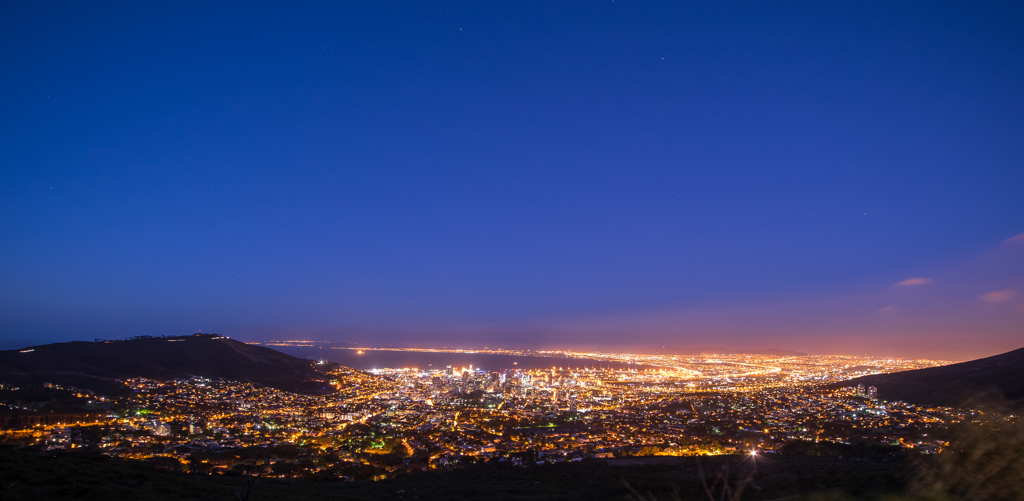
[0,334,337,395]
[840,347,1024,409]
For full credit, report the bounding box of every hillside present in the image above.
[0,447,920,501]
[842,347,1024,409]
[0,335,332,394]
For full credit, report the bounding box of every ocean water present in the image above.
[268,346,653,372]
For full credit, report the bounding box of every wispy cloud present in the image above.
[1004,232,1024,245]
[894,277,932,287]
[980,289,1016,303]
[877,304,900,313]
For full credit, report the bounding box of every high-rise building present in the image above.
[867,386,878,399]
[148,419,171,436]
[856,384,865,396]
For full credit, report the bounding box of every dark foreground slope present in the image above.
[0,335,326,394]
[0,447,917,501]
[842,347,1024,409]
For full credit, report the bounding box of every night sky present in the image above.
[2,2,1022,359]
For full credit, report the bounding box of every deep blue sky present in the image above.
[2,1,1023,358]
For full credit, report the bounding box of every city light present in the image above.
[1,346,980,481]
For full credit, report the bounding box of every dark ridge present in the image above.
[0,334,337,394]
[836,347,1024,410]
[0,447,917,501]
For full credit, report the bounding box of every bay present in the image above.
[268,345,654,372]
